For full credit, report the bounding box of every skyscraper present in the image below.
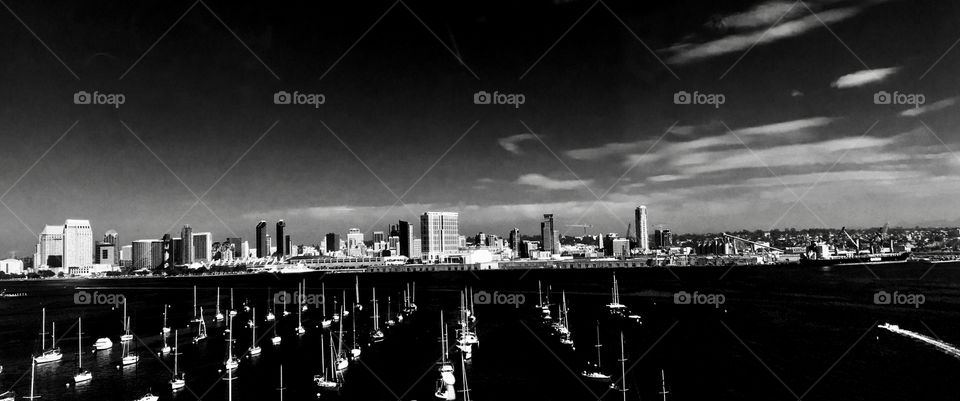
[540,214,560,255]
[398,220,413,257]
[276,220,286,256]
[180,225,194,264]
[161,234,174,269]
[347,228,364,249]
[104,229,120,266]
[255,220,267,258]
[325,233,341,253]
[420,212,459,261]
[509,228,521,252]
[284,235,291,257]
[635,206,649,252]
[193,232,212,261]
[132,239,162,269]
[63,219,93,268]
[36,225,63,268]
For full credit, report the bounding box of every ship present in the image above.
[799,225,910,267]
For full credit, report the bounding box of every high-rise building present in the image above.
[256,220,268,258]
[540,214,560,255]
[411,238,422,259]
[373,231,386,243]
[276,220,286,256]
[420,212,459,261]
[120,245,132,264]
[654,229,672,249]
[180,225,194,264]
[284,235,291,258]
[635,206,649,251]
[398,220,414,257]
[226,237,243,258]
[347,228,364,249]
[36,225,64,268]
[132,239,163,269]
[325,233,341,253]
[63,219,93,268]
[104,229,120,266]
[95,243,116,266]
[509,228,521,252]
[266,234,273,256]
[193,232,212,261]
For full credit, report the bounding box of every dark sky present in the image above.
[1,0,959,256]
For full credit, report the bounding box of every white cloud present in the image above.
[666,6,864,64]
[733,117,835,135]
[715,1,805,30]
[831,67,900,88]
[515,173,592,190]
[497,133,538,155]
[900,97,957,117]
[648,174,688,182]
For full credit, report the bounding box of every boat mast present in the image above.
[595,321,603,370]
[659,369,669,401]
[40,308,46,350]
[619,331,628,401]
[77,317,82,369]
[174,330,179,376]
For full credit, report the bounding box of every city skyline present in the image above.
[2,0,960,257]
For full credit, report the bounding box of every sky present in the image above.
[1,0,959,256]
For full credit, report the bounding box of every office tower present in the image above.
[635,206,649,251]
[132,239,162,269]
[241,241,250,258]
[266,234,273,256]
[411,238,422,259]
[612,238,630,257]
[603,233,618,256]
[193,232,212,261]
[509,228,521,251]
[540,214,560,255]
[373,231,386,243]
[475,232,486,246]
[347,228,364,249]
[120,245,132,263]
[276,220,286,256]
[95,243,116,266]
[37,225,64,268]
[226,237,243,258]
[654,229,672,249]
[420,212,459,261]
[398,220,413,257]
[284,235,291,257]
[160,234,174,269]
[325,233,341,253]
[63,219,93,268]
[256,220,267,258]
[388,236,400,252]
[179,225,194,264]
[104,229,120,266]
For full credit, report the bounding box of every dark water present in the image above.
[0,263,958,400]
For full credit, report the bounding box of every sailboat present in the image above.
[160,315,172,354]
[353,275,362,313]
[133,392,159,401]
[170,330,185,390]
[215,287,225,322]
[73,317,92,383]
[191,286,201,323]
[277,365,285,401]
[224,316,239,371]
[33,308,63,364]
[248,308,262,356]
[607,273,627,313]
[335,304,348,372]
[434,312,456,401]
[0,390,13,400]
[402,282,418,318]
[301,279,309,312]
[162,304,172,334]
[456,290,479,357]
[192,307,207,343]
[265,289,276,322]
[25,363,36,400]
[121,318,140,365]
[369,288,384,343]
[320,282,332,328]
[556,291,574,347]
[458,353,472,401]
[609,331,630,400]
[350,302,361,360]
[313,334,340,391]
[120,298,134,342]
[229,288,238,317]
[385,296,396,327]
[536,280,552,321]
[295,283,306,335]
[581,321,610,381]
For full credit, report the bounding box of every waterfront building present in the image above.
[63,219,93,268]
[132,239,163,269]
[95,243,116,266]
[509,228,520,252]
[398,220,414,257]
[325,233,341,253]
[0,259,24,274]
[192,232,213,262]
[373,231,386,243]
[36,225,63,268]
[104,229,120,266]
[420,212,459,261]
[347,228,364,249]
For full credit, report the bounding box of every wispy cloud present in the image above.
[831,67,900,88]
[900,97,957,117]
[497,133,538,155]
[714,1,806,30]
[666,5,865,64]
[515,173,592,191]
[733,117,835,135]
